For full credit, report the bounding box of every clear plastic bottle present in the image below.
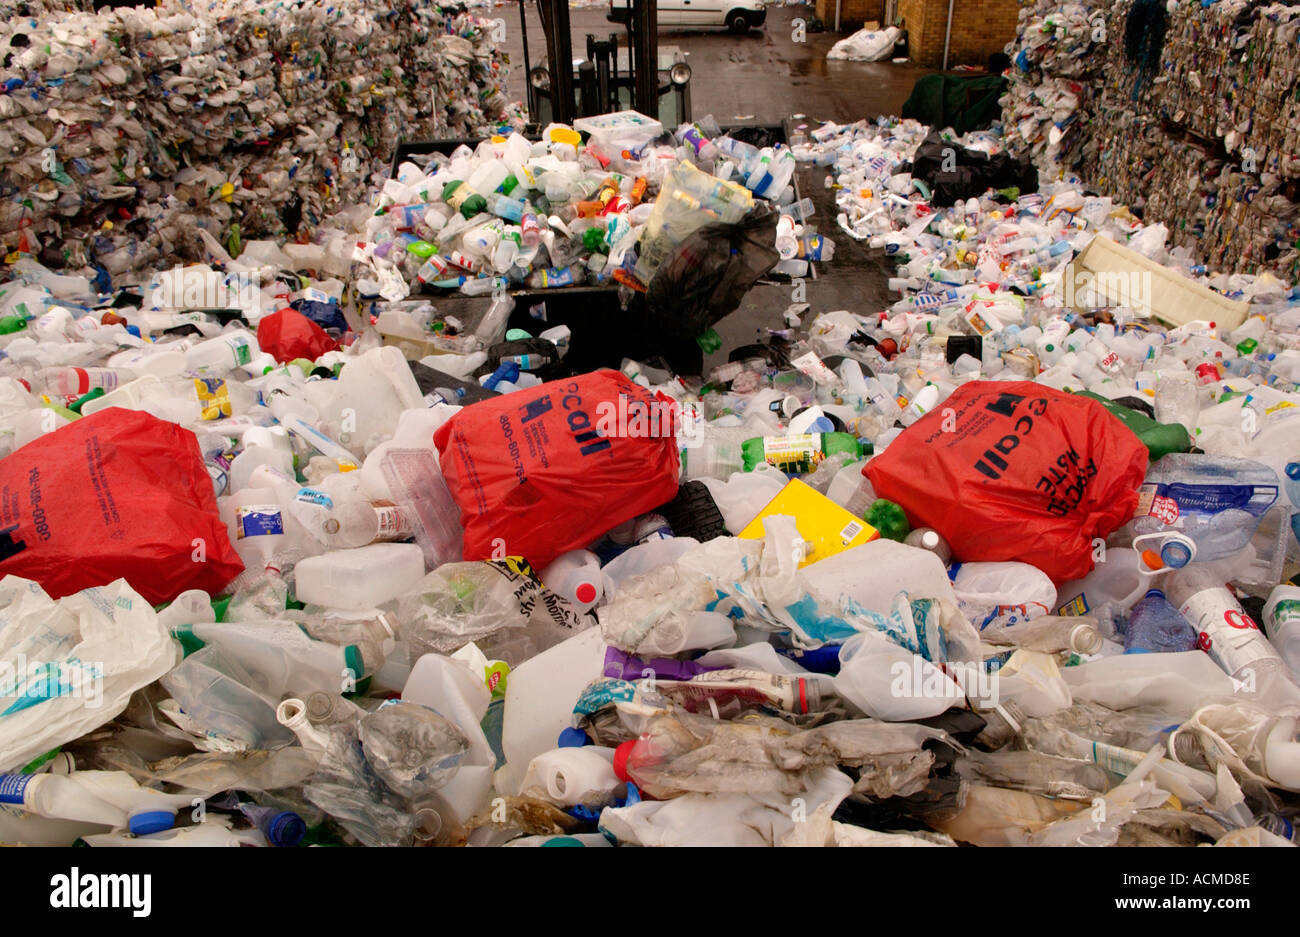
[39,367,125,396]
[320,499,414,549]
[1131,454,1281,562]
[1124,589,1198,654]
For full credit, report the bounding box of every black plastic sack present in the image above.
[909,131,1038,207]
[645,205,779,341]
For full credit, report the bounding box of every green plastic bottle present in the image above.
[695,328,722,354]
[865,499,910,542]
[442,179,488,219]
[741,432,862,473]
[1076,391,1190,461]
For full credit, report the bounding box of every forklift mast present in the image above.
[534,0,658,123]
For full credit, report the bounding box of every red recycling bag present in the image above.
[864,381,1148,582]
[434,370,681,569]
[0,409,244,603]
[257,308,339,363]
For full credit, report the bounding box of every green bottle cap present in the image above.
[505,328,532,341]
[0,315,27,334]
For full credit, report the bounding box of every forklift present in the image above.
[517,0,693,128]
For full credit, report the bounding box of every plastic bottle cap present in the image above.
[557,727,589,748]
[267,811,307,847]
[1144,589,1165,599]
[1160,537,1193,569]
[541,837,584,847]
[612,739,637,783]
[129,810,176,836]
[1140,549,1164,571]
[575,581,598,604]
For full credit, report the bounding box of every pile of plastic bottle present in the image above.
[3,102,1300,847]
[0,0,517,278]
[342,112,816,301]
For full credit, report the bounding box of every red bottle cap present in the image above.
[613,739,637,783]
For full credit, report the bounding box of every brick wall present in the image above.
[815,0,886,30]
[897,0,1018,68]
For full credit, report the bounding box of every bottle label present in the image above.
[1057,592,1090,617]
[225,336,252,367]
[295,488,333,509]
[193,377,232,420]
[1267,599,1300,637]
[373,503,413,540]
[235,506,284,539]
[1179,587,1280,674]
[0,774,32,804]
[1137,481,1278,526]
[763,434,822,473]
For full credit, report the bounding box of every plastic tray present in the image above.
[1064,234,1250,332]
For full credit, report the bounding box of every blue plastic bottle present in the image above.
[1124,589,1198,654]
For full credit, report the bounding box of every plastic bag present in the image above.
[256,308,340,363]
[864,381,1148,582]
[827,26,901,62]
[433,370,681,570]
[645,205,780,341]
[0,576,179,773]
[909,131,1038,207]
[0,408,244,603]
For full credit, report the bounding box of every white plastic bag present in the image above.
[0,576,179,773]
[827,26,901,62]
[951,561,1057,629]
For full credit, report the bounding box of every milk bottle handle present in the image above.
[1132,532,1197,576]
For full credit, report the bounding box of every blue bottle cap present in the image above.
[129,810,176,836]
[266,811,307,847]
[557,727,589,748]
[1160,539,1193,569]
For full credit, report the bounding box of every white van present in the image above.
[608,0,767,33]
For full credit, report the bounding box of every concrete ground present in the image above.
[491,1,944,372]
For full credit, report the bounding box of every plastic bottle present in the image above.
[501,626,607,784]
[442,179,488,219]
[39,367,124,396]
[1167,566,1287,685]
[981,615,1103,656]
[539,549,603,613]
[0,774,125,829]
[521,747,622,807]
[1153,371,1200,434]
[58,771,196,836]
[1132,454,1280,562]
[741,431,861,472]
[796,233,835,262]
[173,620,369,697]
[1124,589,1199,654]
[775,215,798,260]
[402,653,496,824]
[903,527,952,565]
[1263,585,1300,677]
[319,499,414,549]
[184,328,257,373]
